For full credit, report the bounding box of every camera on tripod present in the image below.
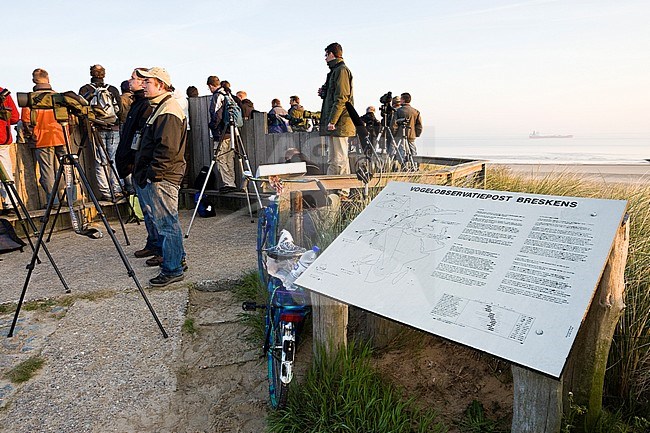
[16,91,93,123]
[378,91,395,117]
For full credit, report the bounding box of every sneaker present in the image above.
[134,248,156,258]
[149,272,184,287]
[146,255,163,267]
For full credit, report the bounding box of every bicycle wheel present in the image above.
[268,319,295,409]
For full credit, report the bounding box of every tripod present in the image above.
[8,116,168,339]
[0,160,71,293]
[185,116,263,237]
[393,119,417,172]
[45,117,139,244]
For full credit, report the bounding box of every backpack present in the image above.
[267,113,288,133]
[85,83,120,125]
[221,93,243,129]
[0,218,26,254]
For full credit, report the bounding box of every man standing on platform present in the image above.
[207,75,237,193]
[318,42,354,198]
[79,64,124,201]
[20,69,67,205]
[0,85,19,214]
[392,92,423,166]
[133,67,187,287]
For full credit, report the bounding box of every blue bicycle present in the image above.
[242,198,311,409]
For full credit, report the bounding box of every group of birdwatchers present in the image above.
[0,42,422,287]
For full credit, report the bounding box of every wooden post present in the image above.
[311,292,348,359]
[561,217,630,430]
[511,216,629,433]
[512,366,562,433]
[290,191,303,246]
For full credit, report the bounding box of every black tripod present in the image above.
[7,118,168,338]
[393,119,417,171]
[45,117,139,245]
[185,114,262,237]
[0,160,71,292]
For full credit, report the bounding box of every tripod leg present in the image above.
[8,162,71,337]
[3,181,40,263]
[92,129,131,244]
[232,125,263,215]
[185,158,216,238]
[71,157,168,338]
[45,192,66,243]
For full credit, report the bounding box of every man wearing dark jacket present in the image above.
[236,91,254,119]
[115,68,161,262]
[319,42,354,197]
[133,67,187,287]
[207,75,237,192]
[391,92,423,164]
[360,106,381,149]
[79,64,124,200]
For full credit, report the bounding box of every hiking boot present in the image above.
[149,272,184,287]
[146,255,163,267]
[134,248,156,258]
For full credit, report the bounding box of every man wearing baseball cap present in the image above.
[132,67,188,287]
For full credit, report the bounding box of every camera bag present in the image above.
[0,218,26,254]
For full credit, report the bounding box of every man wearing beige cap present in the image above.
[132,67,188,287]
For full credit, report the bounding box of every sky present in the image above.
[3,0,649,137]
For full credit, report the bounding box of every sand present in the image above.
[490,162,650,185]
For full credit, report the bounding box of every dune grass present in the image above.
[267,342,447,433]
[485,167,650,419]
[242,166,650,430]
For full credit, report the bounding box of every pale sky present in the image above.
[3,0,649,137]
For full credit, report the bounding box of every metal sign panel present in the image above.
[296,182,627,377]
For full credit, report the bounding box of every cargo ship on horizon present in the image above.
[529,131,574,139]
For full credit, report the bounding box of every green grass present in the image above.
[181,318,197,335]
[232,271,267,343]
[458,400,509,433]
[4,356,45,384]
[267,342,447,433]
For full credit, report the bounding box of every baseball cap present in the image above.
[136,67,172,87]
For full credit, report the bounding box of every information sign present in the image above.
[296,182,627,377]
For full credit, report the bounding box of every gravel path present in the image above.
[0,208,269,432]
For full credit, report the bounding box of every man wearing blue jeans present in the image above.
[79,64,123,201]
[132,67,187,287]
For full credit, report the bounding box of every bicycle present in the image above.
[242,195,312,409]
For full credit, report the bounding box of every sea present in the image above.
[415,134,649,165]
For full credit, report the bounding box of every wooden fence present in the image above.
[188,96,328,188]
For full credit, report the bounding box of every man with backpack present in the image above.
[79,64,124,201]
[207,75,241,193]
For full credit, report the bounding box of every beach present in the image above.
[490,162,650,185]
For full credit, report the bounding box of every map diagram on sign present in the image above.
[345,192,462,284]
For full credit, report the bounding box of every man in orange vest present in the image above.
[20,68,67,205]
